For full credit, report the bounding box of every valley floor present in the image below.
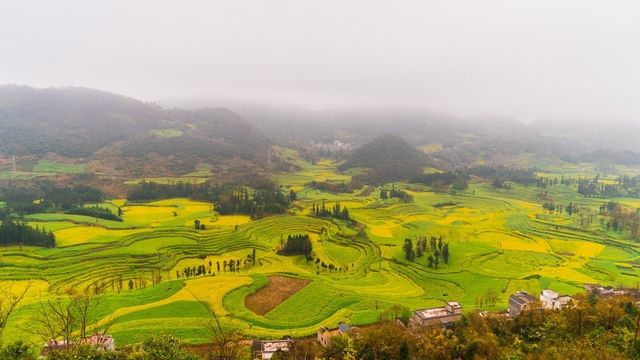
[2,158,640,347]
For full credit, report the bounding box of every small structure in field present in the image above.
[252,339,293,360]
[410,301,463,328]
[540,289,572,310]
[317,322,351,347]
[508,291,536,317]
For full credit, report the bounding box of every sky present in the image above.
[1,0,639,122]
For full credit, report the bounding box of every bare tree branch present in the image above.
[0,281,32,340]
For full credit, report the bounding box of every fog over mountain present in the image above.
[2,0,640,123]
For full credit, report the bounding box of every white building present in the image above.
[252,339,293,360]
[540,289,572,310]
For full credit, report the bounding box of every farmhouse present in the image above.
[252,339,293,360]
[540,289,572,310]
[410,301,462,328]
[508,291,536,317]
[317,322,352,347]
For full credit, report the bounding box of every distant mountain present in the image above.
[0,85,270,177]
[572,149,640,166]
[532,118,640,153]
[340,134,430,183]
[173,100,561,165]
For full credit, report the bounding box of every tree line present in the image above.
[538,174,640,198]
[380,185,413,202]
[128,181,292,218]
[310,200,350,221]
[0,182,119,222]
[0,219,55,248]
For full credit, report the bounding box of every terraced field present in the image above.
[3,155,640,346]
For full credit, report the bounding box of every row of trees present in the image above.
[0,183,120,222]
[411,166,537,193]
[541,201,581,216]
[537,174,640,198]
[380,186,413,202]
[0,183,105,215]
[0,219,55,248]
[66,206,122,222]
[129,181,292,218]
[411,171,469,192]
[313,257,348,273]
[467,165,537,186]
[309,201,350,221]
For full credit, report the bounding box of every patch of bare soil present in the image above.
[245,275,311,315]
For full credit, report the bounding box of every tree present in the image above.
[398,341,410,360]
[442,243,449,264]
[141,334,199,360]
[33,289,112,348]
[341,206,350,221]
[0,282,31,340]
[403,239,414,261]
[194,219,200,230]
[190,292,242,360]
[0,340,36,360]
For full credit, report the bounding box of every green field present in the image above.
[150,128,184,138]
[3,152,640,347]
[32,159,86,173]
[0,159,85,179]
[124,164,213,185]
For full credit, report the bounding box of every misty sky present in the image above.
[1,0,639,121]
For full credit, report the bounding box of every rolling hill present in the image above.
[0,85,272,182]
[339,134,431,183]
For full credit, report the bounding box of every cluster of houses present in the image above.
[507,284,632,318]
[39,284,632,360]
[252,284,633,359]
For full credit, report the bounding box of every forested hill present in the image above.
[340,134,432,183]
[0,85,269,164]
